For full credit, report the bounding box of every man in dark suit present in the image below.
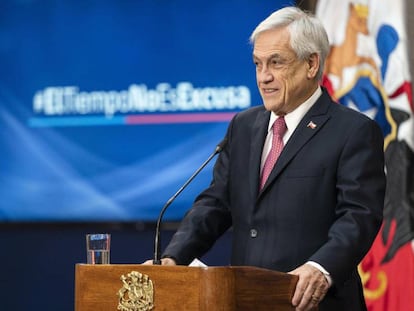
[146,6,385,311]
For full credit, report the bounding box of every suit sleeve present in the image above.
[161,120,234,265]
[309,118,385,286]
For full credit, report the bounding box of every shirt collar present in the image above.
[267,86,322,134]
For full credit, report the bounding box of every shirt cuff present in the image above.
[306,261,333,287]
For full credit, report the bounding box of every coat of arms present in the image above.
[117,271,154,311]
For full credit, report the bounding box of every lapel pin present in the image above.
[307,121,317,129]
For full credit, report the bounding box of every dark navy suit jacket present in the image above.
[164,89,386,310]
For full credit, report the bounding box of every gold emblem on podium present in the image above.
[117,271,154,311]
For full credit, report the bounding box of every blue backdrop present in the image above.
[0,0,292,222]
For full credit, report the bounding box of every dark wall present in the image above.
[0,223,231,311]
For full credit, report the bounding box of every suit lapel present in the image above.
[249,109,270,199]
[258,92,332,196]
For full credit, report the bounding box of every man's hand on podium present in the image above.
[142,258,177,265]
[289,263,329,311]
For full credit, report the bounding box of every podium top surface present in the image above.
[75,264,298,311]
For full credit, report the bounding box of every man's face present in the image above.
[253,27,318,115]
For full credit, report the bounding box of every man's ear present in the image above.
[307,53,320,79]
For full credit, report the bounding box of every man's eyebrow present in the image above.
[252,53,282,61]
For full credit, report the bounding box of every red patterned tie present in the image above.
[260,116,287,190]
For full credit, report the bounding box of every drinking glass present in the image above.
[86,233,110,264]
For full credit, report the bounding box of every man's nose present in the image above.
[257,67,273,83]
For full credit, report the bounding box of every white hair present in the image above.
[250,7,329,80]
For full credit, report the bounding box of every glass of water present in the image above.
[86,233,111,264]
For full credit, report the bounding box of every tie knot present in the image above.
[273,116,287,137]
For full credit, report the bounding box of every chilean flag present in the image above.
[316,1,414,310]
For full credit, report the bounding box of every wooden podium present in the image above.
[75,264,298,311]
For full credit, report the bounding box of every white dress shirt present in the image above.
[260,86,322,172]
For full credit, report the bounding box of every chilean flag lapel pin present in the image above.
[307,121,317,129]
